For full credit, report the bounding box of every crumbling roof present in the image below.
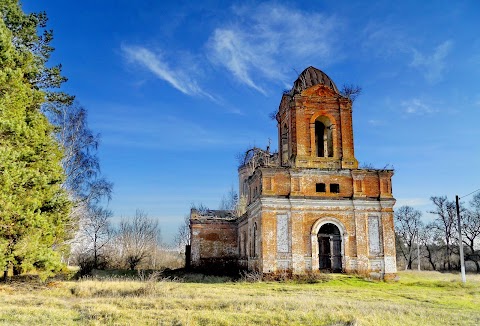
[238,147,278,169]
[291,66,340,95]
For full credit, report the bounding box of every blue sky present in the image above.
[22,0,480,243]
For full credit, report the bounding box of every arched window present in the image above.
[281,124,289,165]
[315,117,333,158]
[242,180,248,197]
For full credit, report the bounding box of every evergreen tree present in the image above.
[0,1,71,278]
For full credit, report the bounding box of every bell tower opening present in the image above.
[315,117,333,158]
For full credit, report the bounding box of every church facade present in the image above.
[190,67,397,279]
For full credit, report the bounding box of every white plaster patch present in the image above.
[277,214,289,253]
[368,216,381,255]
[384,256,397,273]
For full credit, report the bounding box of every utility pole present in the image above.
[455,195,466,284]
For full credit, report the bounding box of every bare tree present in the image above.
[175,202,210,250]
[418,223,442,271]
[395,206,423,269]
[175,214,191,249]
[462,193,480,272]
[190,202,209,215]
[118,210,160,270]
[429,196,458,270]
[73,206,113,272]
[48,101,113,259]
[49,101,113,205]
[86,206,113,268]
[340,84,362,102]
[219,187,238,212]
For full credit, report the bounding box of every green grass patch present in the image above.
[0,271,479,325]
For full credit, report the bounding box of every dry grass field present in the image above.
[0,270,479,325]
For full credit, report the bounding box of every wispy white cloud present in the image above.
[122,3,341,98]
[208,29,268,94]
[207,3,340,93]
[362,23,411,57]
[410,41,452,83]
[121,44,214,99]
[401,98,437,115]
[362,24,452,83]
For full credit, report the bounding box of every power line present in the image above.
[460,188,480,199]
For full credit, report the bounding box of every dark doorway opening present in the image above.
[318,223,342,272]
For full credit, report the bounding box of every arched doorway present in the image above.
[318,223,342,272]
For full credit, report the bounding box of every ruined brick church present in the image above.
[190,67,397,279]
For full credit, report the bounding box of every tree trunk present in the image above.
[425,245,436,271]
[13,257,22,276]
[94,245,98,269]
[3,261,12,283]
[407,255,413,270]
[446,243,451,270]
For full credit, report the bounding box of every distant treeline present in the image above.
[395,194,480,272]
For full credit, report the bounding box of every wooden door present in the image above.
[319,236,331,269]
[330,236,342,272]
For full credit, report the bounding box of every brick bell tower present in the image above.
[277,66,358,170]
[190,66,397,280]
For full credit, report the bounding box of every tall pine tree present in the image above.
[0,0,71,278]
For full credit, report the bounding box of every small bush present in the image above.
[76,254,109,277]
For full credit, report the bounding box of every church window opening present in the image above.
[315,117,333,158]
[330,183,340,193]
[316,183,326,193]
